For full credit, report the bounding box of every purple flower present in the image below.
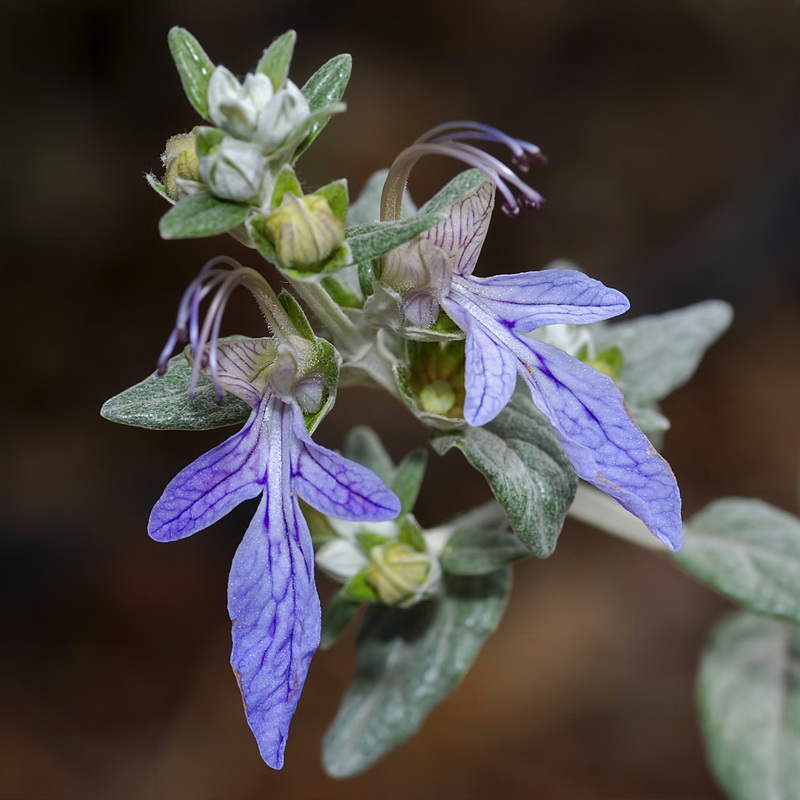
[149,259,400,767]
[379,124,682,550]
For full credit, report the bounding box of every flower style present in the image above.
[149,258,400,767]
[377,123,682,550]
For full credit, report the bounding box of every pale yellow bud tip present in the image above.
[265,193,345,271]
[419,380,457,415]
[162,131,201,200]
[365,541,431,606]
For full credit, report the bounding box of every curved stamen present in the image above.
[157,256,292,401]
[381,136,544,222]
[445,141,544,213]
[416,121,545,171]
[157,259,229,376]
[193,269,243,399]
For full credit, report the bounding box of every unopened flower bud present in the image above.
[365,541,432,606]
[208,67,275,141]
[255,80,310,151]
[162,132,201,200]
[207,66,311,153]
[264,193,345,270]
[198,136,267,203]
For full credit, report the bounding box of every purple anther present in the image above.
[511,153,531,172]
[520,192,544,210]
[382,121,546,222]
[418,121,543,170]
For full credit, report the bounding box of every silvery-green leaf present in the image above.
[100,353,250,431]
[322,274,362,309]
[247,213,278,263]
[294,54,351,160]
[159,192,249,239]
[316,178,349,222]
[674,499,800,624]
[320,589,361,650]
[168,27,215,119]
[392,450,428,516]
[145,173,174,204]
[256,30,296,91]
[432,393,577,557]
[269,164,303,208]
[698,612,800,800]
[343,427,427,514]
[277,290,316,341]
[594,300,733,408]
[344,426,395,484]
[419,169,490,215]
[441,528,529,575]
[323,571,510,777]
[347,212,443,264]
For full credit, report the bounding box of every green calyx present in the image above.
[401,339,467,423]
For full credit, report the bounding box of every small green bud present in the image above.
[402,339,466,423]
[162,131,201,200]
[264,193,345,270]
[365,541,432,606]
[418,379,456,415]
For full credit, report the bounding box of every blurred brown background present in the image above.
[1,0,798,798]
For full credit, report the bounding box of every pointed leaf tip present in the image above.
[167,27,216,119]
[257,30,297,91]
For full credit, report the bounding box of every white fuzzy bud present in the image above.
[198,137,267,203]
